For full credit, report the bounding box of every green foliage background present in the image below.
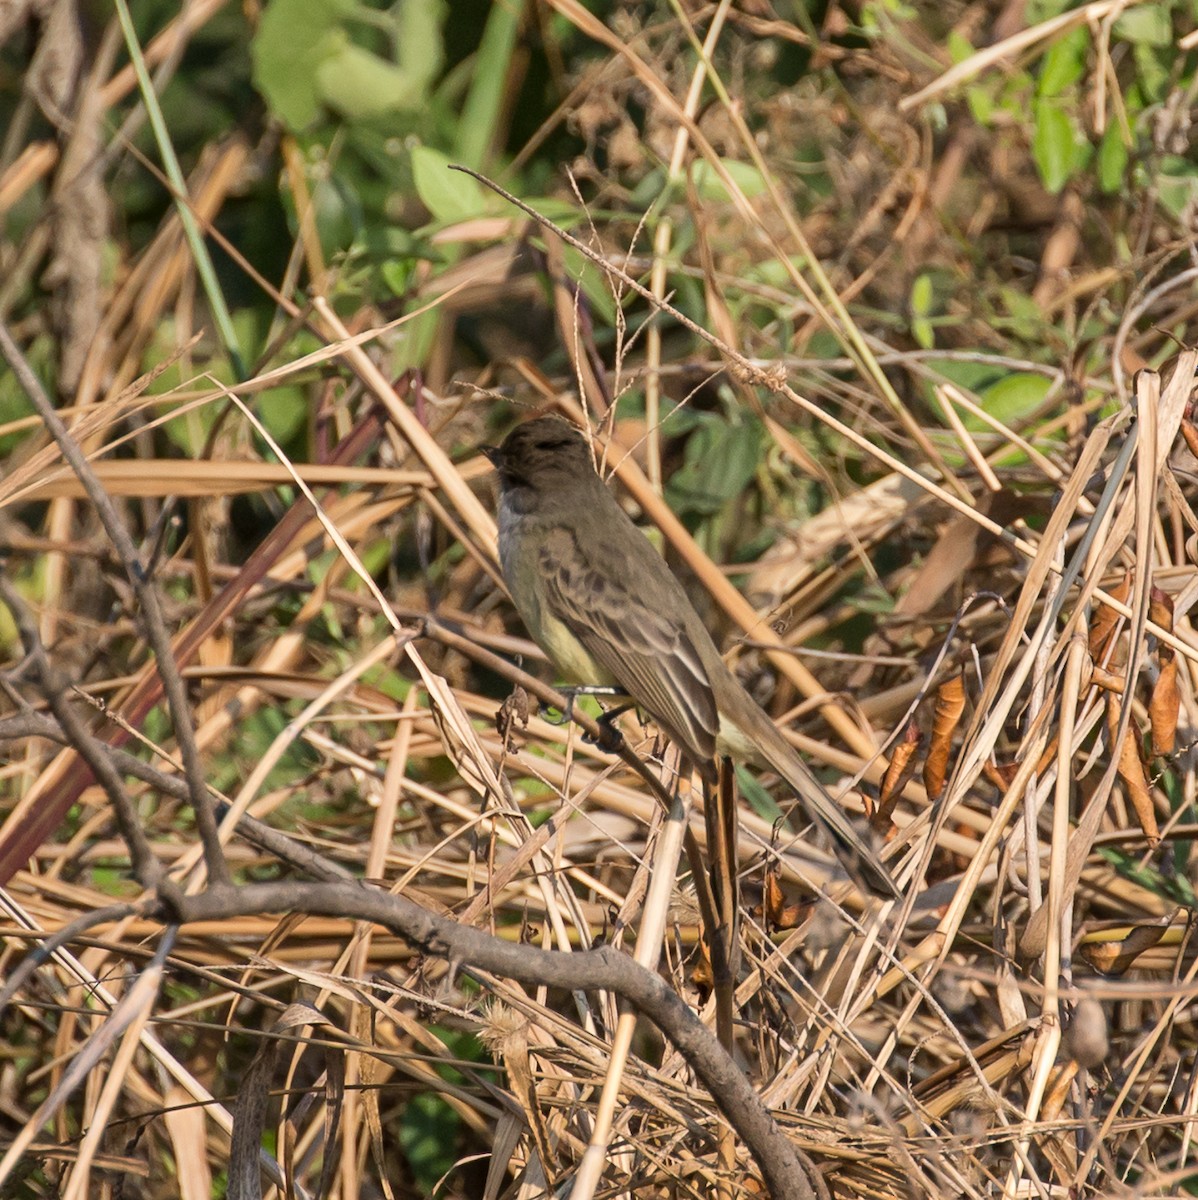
[2,0,1198,1196]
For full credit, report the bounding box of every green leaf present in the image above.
[381,256,416,297]
[411,145,487,223]
[947,30,974,64]
[257,387,308,446]
[910,273,936,349]
[690,158,768,202]
[394,0,446,103]
[1097,121,1129,194]
[394,306,442,372]
[666,417,763,517]
[1032,98,1078,193]
[1157,156,1198,221]
[400,1093,460,1194]
[251,0,352,130]
[455,0,522,168]
[1027,0,1076,19]
[979,373,1053,426]
[1037,26,1088,97]
[316,40,421,119]
[311,174,364,254]
[966,81,994,126]
[554,243,617,326]
[735,766,786,825]
[1131,41,1170,102]
[1114,6,1172,45]
[910,272,934,316]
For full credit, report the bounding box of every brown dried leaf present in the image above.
[753,865,805,931]
[496,685,533,745]
[1077,921,1172,975]
[691,937,714,991]
[1090,664,1126,693]
[983,760,1018,790]
[985,730,1060,795]
[923,673,966,802]
[760,865,783,922]
[1107,700,1159,844]
[1150,657,1179,756]
[1182,417,1198,460]
[1040,1060,1079,1125]
[1149,586,1174,650]
[873,721,922,831]
[1150,590,1176,774]
[1088,569,1131,663]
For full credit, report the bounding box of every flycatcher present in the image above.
[485,416,898,898]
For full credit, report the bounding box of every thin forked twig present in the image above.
[178,878,817,1200]
[0,317,231,885]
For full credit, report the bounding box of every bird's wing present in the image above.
[537,525,719,765]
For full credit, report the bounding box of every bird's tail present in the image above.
[754,722,900,899]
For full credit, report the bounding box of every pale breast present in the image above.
[498,502,613,686]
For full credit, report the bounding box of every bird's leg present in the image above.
[716,757,740,972]
[590,699,636,749]
[542,684,623,726]
[546,686,635,755]
[703,758,740,1188]
[541,687,578,727]
[703,757,741,1001]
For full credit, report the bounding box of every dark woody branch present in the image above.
[175,879,816,1200]
[0,711,355,883]
[0,315,230,885]
[0,575,168,892]
[0,705,814,1200]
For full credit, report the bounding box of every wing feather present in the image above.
[537,525,719,764]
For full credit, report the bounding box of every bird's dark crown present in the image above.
[485,416,594,487]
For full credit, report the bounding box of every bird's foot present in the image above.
[544,685,624,727]
[542,688,578,727]
[586,702,635,753]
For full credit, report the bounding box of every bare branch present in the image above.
[0,575,166,890]
[176,880,815,1200]
[0,316,230,884]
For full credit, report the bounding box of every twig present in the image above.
[0,711,356,883]
[0,576,167,891]
[0,316,230,885]
[177,879,816,1200]
[0,900,147,1014]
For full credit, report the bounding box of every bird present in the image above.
[484,415,898,899]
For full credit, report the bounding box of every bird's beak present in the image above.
[481,445,501,467]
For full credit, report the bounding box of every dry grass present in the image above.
[2,1,1198,1197]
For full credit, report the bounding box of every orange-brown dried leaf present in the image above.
[987,733,1061,792]
[755,864,805,930]
[691,938,714,990]
[1107,701,1159,844]
[1090,664,1125,694]
[1150,588,1176,706]
[760,865,784,923]
[1033,733,1061,777]
[982,760,1017,790]
[874,722,922,831]
[923,673,966,802]
[1040,1061,1080,1123]
[1149,586,1174,642]
[1077,921,1172,975]
[1182,418,1198,460]
[1150,656,1179,756]
[1089,570,1131,663]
